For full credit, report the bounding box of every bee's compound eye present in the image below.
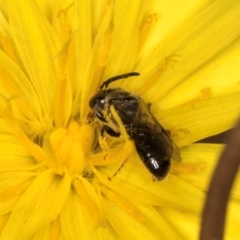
[89,96,96,108]
[89,91,107,109]
[89,96,103,109]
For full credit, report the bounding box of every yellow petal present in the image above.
[137,0,240,101]
[159,207,200,240]
[8,0,60,119]
[156,93,240,146]
[0,49,41,121]
[137,205,182,240]
[60,187,115,240]
[141,0,210,59]
[101,196,159,240]
[176,143,240,199]
[159,37,240,109]
[104,1,142,76]
[0,134,31,160]
[95,156,204,214]
[0,169,71,240]
[79,0,113,116]
[35,0,52,21]
[227,200,240,239]
[176,143,240,239]
[32,222,51,240]
[0,172,34,201]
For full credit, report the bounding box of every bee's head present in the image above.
[88,89,113,123]
[88,71,140,123]
[89,90,107,110]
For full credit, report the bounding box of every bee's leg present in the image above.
[108,139,134,180]
[152,175,157,181]
[99,126,121,160]
[166,130,171,136]
[146,102,152,110]
[108,106,135,180]
[108,159,128,181]
[99,127,109,160]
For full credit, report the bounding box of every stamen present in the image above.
[99,26,113,67]
[138,13,158,53]
[54,47,68,128]
[54,3,77,128]
[182,87,211,105]
[92,26,113,90]
[49,127,67,152]
[137,55,180,95]
[170,128,191,141]
[171,161,206,174]
[49,122,94,175]
[57,3,75,41]
[71,122,95,153]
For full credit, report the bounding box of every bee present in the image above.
[88,72,181,180]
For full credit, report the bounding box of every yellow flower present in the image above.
[0,0,240,240]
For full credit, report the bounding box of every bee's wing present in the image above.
[112,95,181,162]
[136,100,181,162]
[165,131,181,162]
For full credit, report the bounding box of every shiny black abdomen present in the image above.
[132,127,171,180]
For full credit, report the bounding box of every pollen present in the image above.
[49,121,95,176]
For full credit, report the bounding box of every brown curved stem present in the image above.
[200,120,240,240]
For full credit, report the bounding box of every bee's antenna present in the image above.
[99,72,140,90]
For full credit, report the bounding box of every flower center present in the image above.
[49,121,95,176]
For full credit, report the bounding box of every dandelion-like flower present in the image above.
[0,1,240,239]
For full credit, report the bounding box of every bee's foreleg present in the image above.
[108,106,135,180]
[99,127,109,160]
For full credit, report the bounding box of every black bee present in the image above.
[88,72,181,180]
